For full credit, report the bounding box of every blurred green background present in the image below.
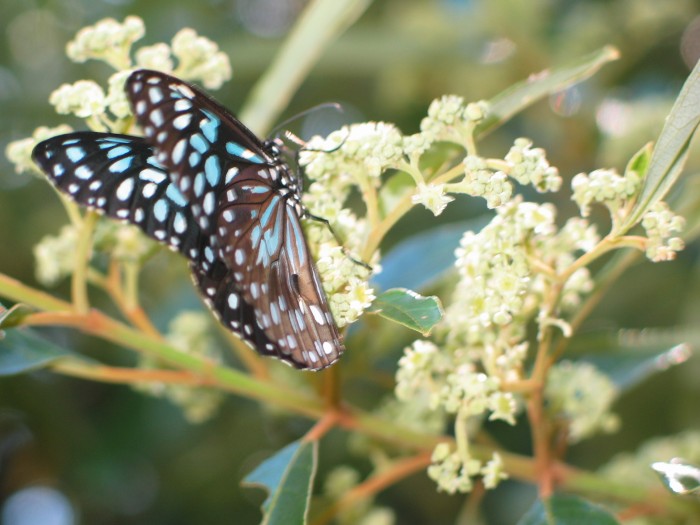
[2,0,700,523]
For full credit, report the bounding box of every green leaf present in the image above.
[242,440,318,525]
[0,327,76,376]
[476,46,619,137]
[518,494,619,525]
[624,142,653,181]
[620,57,700,232]
[652,460,700,496]
[0,303,35,329]
[570,329,693,393]
[368,288,443,336]
[374,218,489,291]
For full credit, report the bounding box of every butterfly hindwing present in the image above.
[214,177,343,368]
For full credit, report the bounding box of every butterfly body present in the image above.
[32,70,344,370]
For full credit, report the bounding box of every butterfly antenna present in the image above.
[269,102,344,139]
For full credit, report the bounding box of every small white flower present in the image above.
[481,453,508,489]
[464,100,489,123]
[412,183,454,216]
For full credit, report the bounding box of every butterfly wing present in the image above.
[32,132,210,261]
[216,178,344,369]
[32,132,274,352]
[125,69,273,234]
[125,70,345,369]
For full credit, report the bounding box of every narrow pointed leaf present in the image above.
[571,329,694,392]
[0,303,35,329]
[476,46,619,137]
[518,494,619,525]
[368,288,443,336]
[242,440,318,525]
[620,58,700,232]
[0,327,76,376]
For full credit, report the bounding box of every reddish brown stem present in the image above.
[312,452,432,525]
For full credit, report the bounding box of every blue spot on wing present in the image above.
[204,155,221,186]
[166,183,188,207]
[109,156,134,173]
[107,145,131,158]
[200,108,220,142]
[225,141,264,163]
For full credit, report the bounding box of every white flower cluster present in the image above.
[428,444,506,494]
[302,122,404,182]
[92,222,155,264]
[137,312,223,423]
[311,240,375,327]
[420,96,488,144]
[301,123,407,325]
[571,168,641,220]
[458,139,560,210]
[67,16,145,69]
[461,156,512,208]
[545,361,620,443]
[33,225,79,286]
[641,202,685,262]
[505,138,562,192]
[50,80,107,120]
[49,17,232,127]
[395,341,515,493]
[7,16,233,176]
[5,125,73,176]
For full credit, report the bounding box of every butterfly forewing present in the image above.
[126,70,273,232]
[32,132,210,260]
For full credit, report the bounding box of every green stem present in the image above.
[123,261,141,311]
[558,235,645,284]
[364,163,465,258]
[72,210,97,314]
[240,0,372,135]
[0,273,71,311]
[26,310,327,419]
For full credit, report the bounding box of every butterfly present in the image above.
[32,69,344,370]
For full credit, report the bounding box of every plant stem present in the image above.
[23,310,327,419]
[312,452,432,525]
[0,273,71,311]
[72,210,97,314]
[240,0,372,135]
